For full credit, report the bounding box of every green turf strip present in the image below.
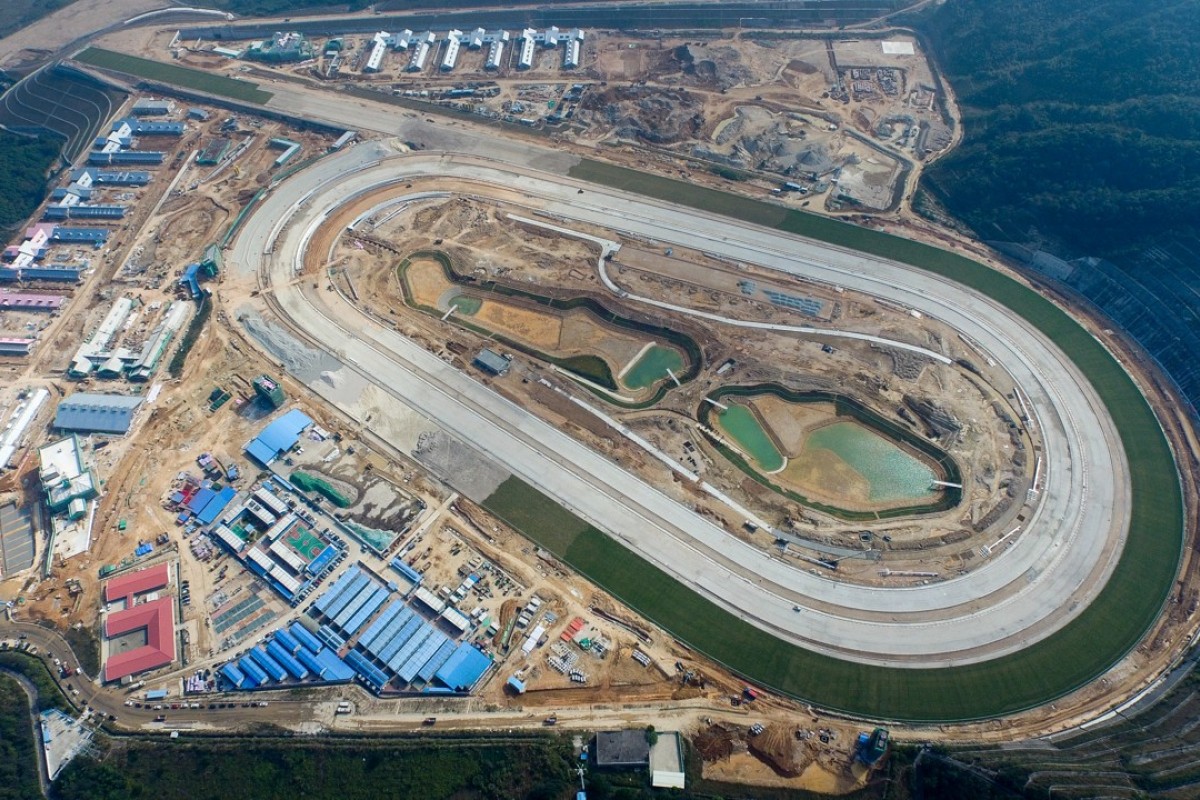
[475,160,1186,721]
[74,48,273,104]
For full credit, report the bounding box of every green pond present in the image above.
[803,421,936,502]
[716,404,784,472]
[622,344,684,390]
[449,294,482,315]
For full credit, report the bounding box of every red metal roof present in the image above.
[104,563,170,604]
[103,596,176,682]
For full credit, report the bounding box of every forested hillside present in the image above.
[918,0,1200,260]
[0,132,61,232]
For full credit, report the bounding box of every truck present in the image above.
[856,728,890,766]
[336,702,352,714]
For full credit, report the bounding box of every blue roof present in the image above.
[181,262,202,299]
[435,643,492,691]
[294,646,327,678]
[289,622,324,654]
[345,649,389,688]
[266,640,309,680]
[308,544,337,575]
[239,656,267,687]
[196,485,236,525]
[220,662,246,688]
[187,488,215,514]
[390,558,423,585]
[244,409,312,465]
[417,639,458,683]
[314,648,355,682]
[250,646,287,682]
[507,676,526,694]
[272,628,301,655]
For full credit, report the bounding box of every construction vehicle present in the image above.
[855,727,890,765]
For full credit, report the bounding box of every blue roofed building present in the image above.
[244,408,313,466]
[115,117,185,136]
[180,262,204,300]
[220,662,246,688]
[195,485,236,525]
[435,643,492,692]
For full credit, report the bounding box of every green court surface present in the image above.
[284,524,324,560]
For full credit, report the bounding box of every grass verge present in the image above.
[73,48,273,104]
[167,298,210,379]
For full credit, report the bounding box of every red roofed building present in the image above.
[103,596,176,682]
[104,563,169,606]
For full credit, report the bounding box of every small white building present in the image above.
[364,31,389,72]
[441,29,463,71]
[485,39,506,70]
[407,31,435,72]
[563,38,581,69]
[518,28,537,69]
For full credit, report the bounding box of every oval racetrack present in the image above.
[229,140,1182,720]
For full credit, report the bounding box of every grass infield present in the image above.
[476,160,1186,721]
[74,48,273,105]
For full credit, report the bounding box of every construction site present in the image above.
[332,192,1030,584]
[0,2,1196,797]
[100,22,955,216]
[0,95,894,793]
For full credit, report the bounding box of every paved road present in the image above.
[227,139,1129,667]
[0,620,308,732]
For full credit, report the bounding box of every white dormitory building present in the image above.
[464,28,509,71]
[518,27,584,70]
[407,31,436,72]
[440,30,463,71]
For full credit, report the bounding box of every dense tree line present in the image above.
[917,0,1200,260]
[0,131,61,233]
[56,738,576,800]
[0,675,42,800]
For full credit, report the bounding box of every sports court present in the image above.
[282,522,323,561]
